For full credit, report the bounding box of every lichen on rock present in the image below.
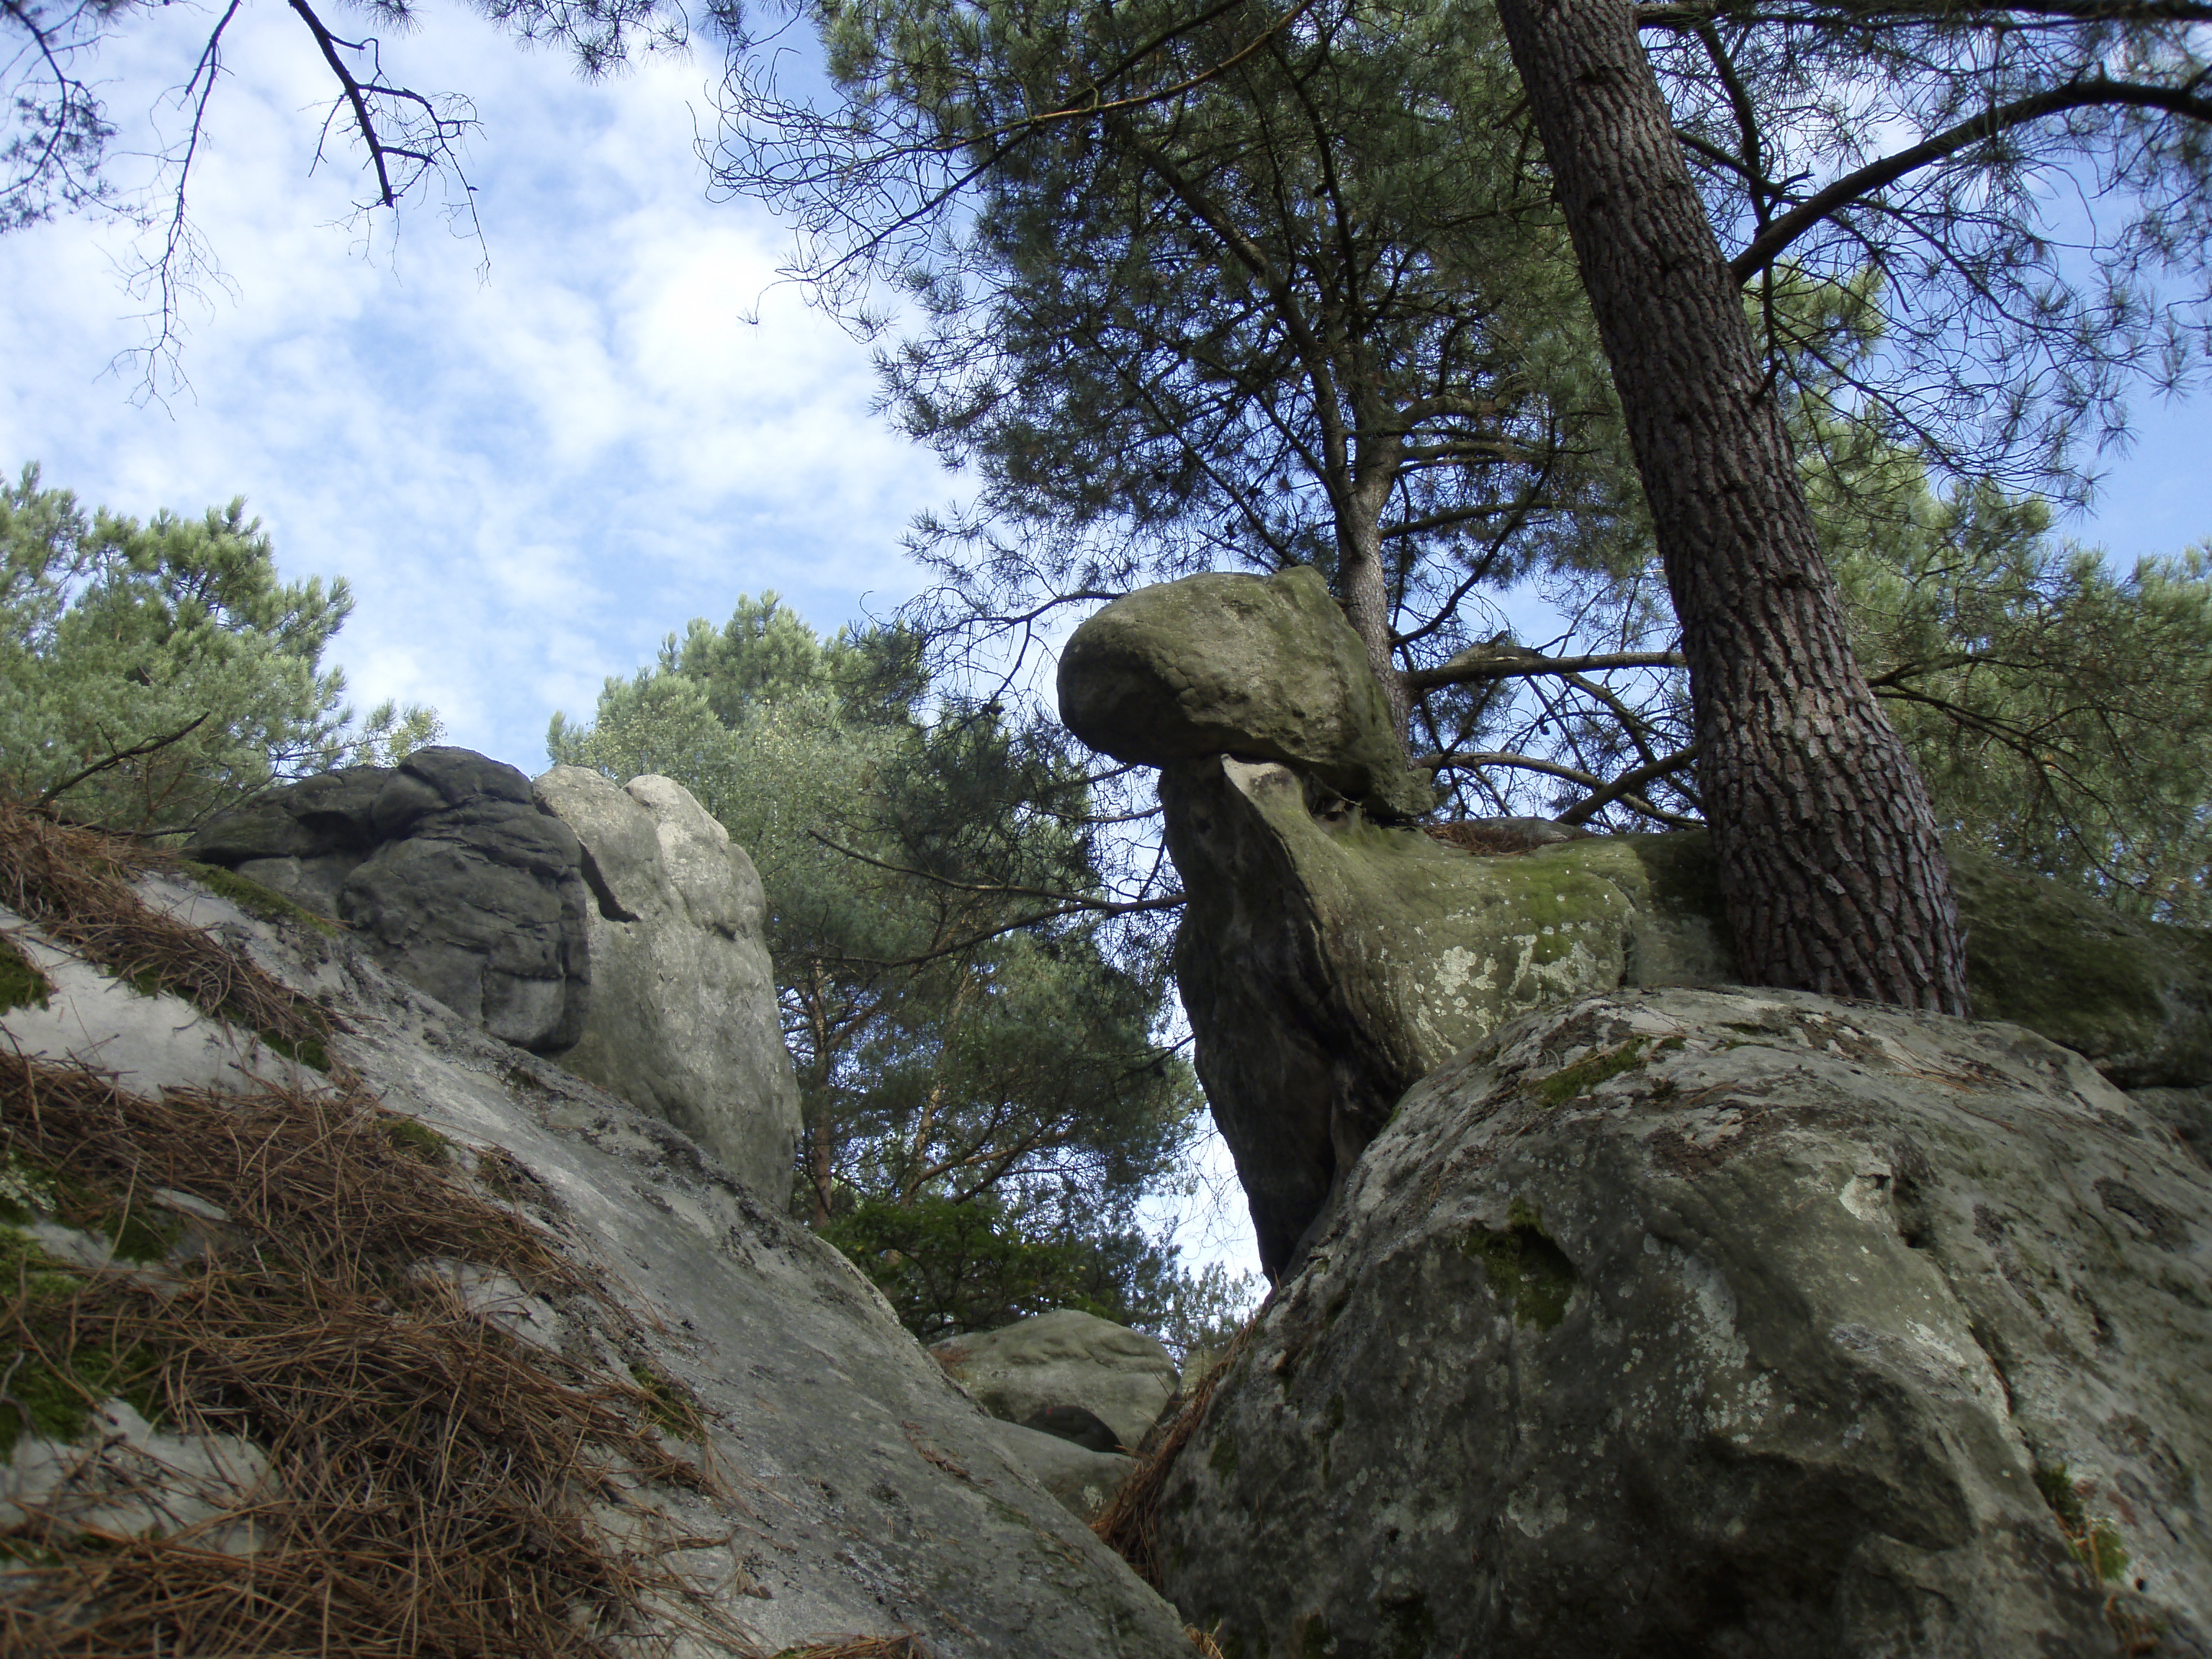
[1154,986,2212,1658]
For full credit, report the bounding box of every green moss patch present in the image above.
[626,1359,708,1442]
[1530,1040,1651,1105]
[0,1223,172,1457]
[2033,1462,2132,1583]
[1463,1201,1580,1330]
[379,1115,450,1164]
[1,1148,180,1263]
[180,860,343,935]
[258,1025,331,1073]
[0,933,53,1013]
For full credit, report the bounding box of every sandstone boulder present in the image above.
[186,749,591,1051]
[986,1421,1139,1524]
[531,765,800,1200]
[1057,566,1434,818]
[1157,754,2212,1277]
[0,862,1193,1656]
[1154,986,2212,1658]
[932,1310,1182,1454]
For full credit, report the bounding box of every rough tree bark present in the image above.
[1490,0,1971,1012]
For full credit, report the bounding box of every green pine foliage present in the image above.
[822,1190,1254,1355]
[0,464,442,832]
[733,0,1646,707]
[1785,292,2212,925]
[549,594,1248,1342]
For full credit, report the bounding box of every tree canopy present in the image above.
[0,464,441,832]
[725,0,1653,739]
[716,0,2212,1003]
[1645,0,2212,499]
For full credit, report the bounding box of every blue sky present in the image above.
[3,1,958,775]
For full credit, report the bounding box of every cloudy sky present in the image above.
[4,0,960,775]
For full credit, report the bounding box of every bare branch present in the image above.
[1406,644,1688,694]
[34,714,212,809]
[1730,78,2212,283]
[1555,745,1699,824]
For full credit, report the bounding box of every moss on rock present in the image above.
[0,934,53,1014]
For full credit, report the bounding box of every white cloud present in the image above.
[0,0,952,773]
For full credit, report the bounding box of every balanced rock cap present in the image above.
[1056,565,1434,818]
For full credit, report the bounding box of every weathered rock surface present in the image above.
[187,749,592,1051]
[3,1398,269,1557]
[1,868,1195,1656]
[1154,986,2212,1659]
[1057,567,1434,818]
[1156,754,2212,1277]
[985,1421,1138,1524]
[531,765,800,1200]
[932,1310,1182,1454]
[1951,853,2212,1089]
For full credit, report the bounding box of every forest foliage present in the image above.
[0,466,441,835]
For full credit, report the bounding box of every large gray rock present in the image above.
[986,1421,1139,1524]
[1951,853,2212,1089]
[1057,566,1434,818]
[0,864,1195,1657]
[1154,986,2212,1658]
[932,1310,1182,1454]
[187,749,592,1051]
[531,765,800,1201]
[1158,754,2212,1278]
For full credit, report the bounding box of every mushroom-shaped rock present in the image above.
[1056,565,1433,817]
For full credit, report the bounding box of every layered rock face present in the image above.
[1154,988,2212,1659]
[1060,575,2212,1277]
[189,752,803,1201]
[531,765,800,1200]
[1,865,1195,1656]
[186,749,591,1051]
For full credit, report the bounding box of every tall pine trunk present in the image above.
[1336,495,1412,735]
[1491,0,1970,1012]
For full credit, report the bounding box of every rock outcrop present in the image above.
[985,1421,1143,1525]
[187,754,803,1202]
[1154,986,2212,1658]
[1154,752,2212,1276]
[933,1310,1182,1454]
[1,860,1195,1656]
[531,765,801,1200]
[186,749,591,1052]
[930,1310,1184,1525]
[1057,567,1434,819]
[1058,582,2212,1277]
